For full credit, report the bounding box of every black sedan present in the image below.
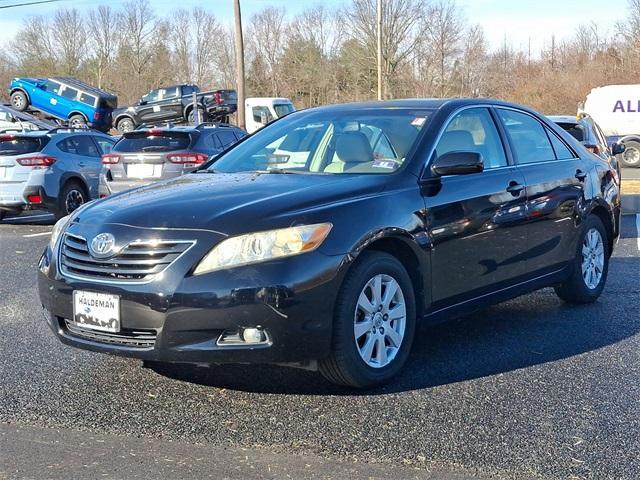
[38,99,621,388]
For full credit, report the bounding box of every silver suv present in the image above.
[0,128,115,221]
[99,124,246,196]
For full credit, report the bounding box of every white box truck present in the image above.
[245,98,295,134]
[582,84,640,167]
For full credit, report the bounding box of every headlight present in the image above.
[49,215,71,251]
[194,223,332,275]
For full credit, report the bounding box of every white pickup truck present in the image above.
[582,85,640,167]
[245,98,295,134]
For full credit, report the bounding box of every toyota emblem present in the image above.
[90,233,116,258]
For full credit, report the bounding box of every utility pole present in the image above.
[377,0,382,100]
[233,0,246,129]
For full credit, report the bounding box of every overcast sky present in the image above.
[0,0,629,53]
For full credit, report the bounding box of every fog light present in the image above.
[241,327,265,344]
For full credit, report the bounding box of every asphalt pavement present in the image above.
[0,212,639,479]
[622,166,640,180]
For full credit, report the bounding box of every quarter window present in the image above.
[435,108,507,169]
[217,130,237,148]
[548,131,575,160]
[78,92,97,107]
[497,109,556,164]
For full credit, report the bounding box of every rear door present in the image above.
[55,135,103,195]
[495,107,587,277]
[425,107,529,307]
[153,87,183,121]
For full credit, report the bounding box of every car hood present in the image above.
[75,172,387,235]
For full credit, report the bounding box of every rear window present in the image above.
[0,136,49,156]
[114,132,193,153]
[98,98,117,110]
[557,123,585,142]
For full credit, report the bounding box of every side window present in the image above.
[94,137,115,154]
[41,80,61,94]
[252,106,274,123]
[160,87,179,100]
[60,87,79,101]
[142,89,159,103]
[57,136,100,157]
[78,92,97,107]
[435,108,507,169]
[547,130,575,160]
[207,133,223,150]
[497,109,555,164]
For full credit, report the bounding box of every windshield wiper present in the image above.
[255,168,304,174]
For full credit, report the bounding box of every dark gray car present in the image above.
[100,123,246,196]
[0,128,115,220]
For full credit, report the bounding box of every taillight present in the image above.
[0,135,16,141]
[27,194,42,204]
[166,152,209,164]
[102,153,121,164]
[17,155,56,167]
[93,111,101,121]
[213,92,223,105]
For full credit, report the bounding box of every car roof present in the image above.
[50,77,118,102]
[306,98,540,114]
[547,115,580,125]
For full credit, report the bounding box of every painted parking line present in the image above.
[23,231,52,238]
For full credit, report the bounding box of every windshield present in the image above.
[274,103,295,118]
[211,108,433,175]
[114,131,193,153]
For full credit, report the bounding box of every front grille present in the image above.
[59,233,194,283]
[64,319,157,349]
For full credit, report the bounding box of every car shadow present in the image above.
[150,256,640,395]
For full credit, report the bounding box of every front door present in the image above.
[424,107,529,307]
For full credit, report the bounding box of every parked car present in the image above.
[9,77,117,132]
[38,99,620,388]
[112,85,237,133]
[245,97,295,133]
[548,114,624,178]
[0,128,115,221]
[100,123,246,196]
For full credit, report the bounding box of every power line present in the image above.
[0,0,65,9]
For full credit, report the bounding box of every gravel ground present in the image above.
[0,212,639,479]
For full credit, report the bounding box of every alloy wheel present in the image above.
[11,95,24,109]
[65,189,84,214]
[581,227,605,290]
[353,274,406,368]
[623,146,640,166]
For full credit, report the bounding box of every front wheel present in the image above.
[620,140,640,168]
[319,251,416,388]
[10,91,28,111]
[554,215,609,304]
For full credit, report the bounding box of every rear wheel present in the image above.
[620,140,640,168]
[10,91,28,111]
[116,117,134,133]
[188,107,205,125]
[554,215,609,304]
[56,181,87,220]
[319,251,416,388]
[69,114,87,129]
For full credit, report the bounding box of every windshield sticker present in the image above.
[411,117,426,127]
[372,159,399,169]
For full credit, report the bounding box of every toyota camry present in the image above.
[38,99,621,388]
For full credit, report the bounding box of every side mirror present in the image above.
[431,151,484,176]
[612,142,625,156]
[139,100,147,106]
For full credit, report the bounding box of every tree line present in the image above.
[1,0,640,115]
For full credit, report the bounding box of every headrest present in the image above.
[335,131,374,164]
[437,130,475,155]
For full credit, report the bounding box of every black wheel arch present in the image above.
[68,111,88,122]
[10,88,30,102]
[585,200,617,257]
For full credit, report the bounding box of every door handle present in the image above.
[506,181,524,196]
[78,162,86,167]
[575,169,587,181]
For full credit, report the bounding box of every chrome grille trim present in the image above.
[64,319,157,349]
[59,232,195,284]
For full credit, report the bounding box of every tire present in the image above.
[69,114,87,129]
[116,117,135,133]
[187,107,205,125]
[319,251,416,388]
[620,140,640,168]
[10,91,28,111]
[554,215,609,304]
[56,181,87,220]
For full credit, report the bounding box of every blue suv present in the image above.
[9,77,117,132]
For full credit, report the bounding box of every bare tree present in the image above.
[247,7,286,95]
[87,6,119,88]
[10,16,57,74]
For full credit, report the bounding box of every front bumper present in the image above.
[38,223,345,365]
